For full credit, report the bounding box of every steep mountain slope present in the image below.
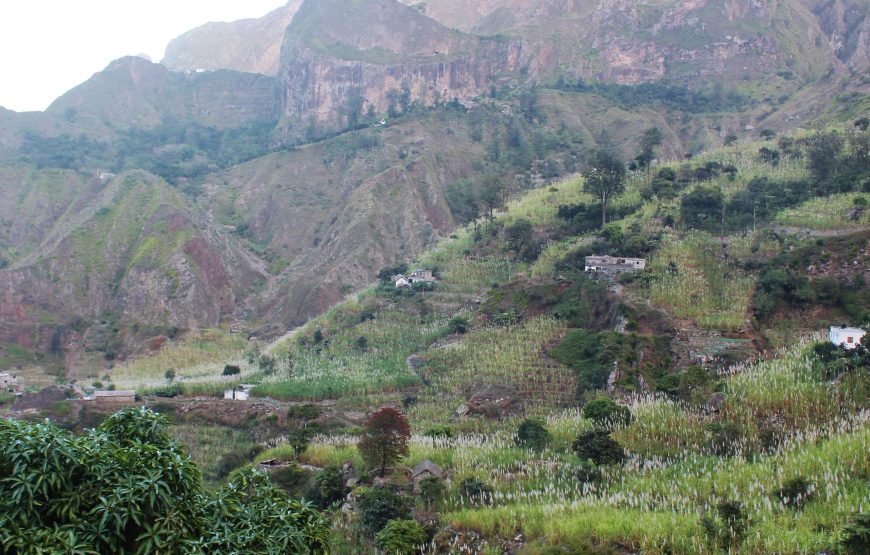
[803,0,870,72]
[162,1,304,75]
[47,56,279,131]
[0,170,265,374]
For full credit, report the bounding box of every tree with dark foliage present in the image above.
[358,406,411,477]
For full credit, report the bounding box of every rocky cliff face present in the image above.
[803,0,870,72]
[162,1,304,76]
[278,0,522,131]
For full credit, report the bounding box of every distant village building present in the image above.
[92,390,137,405]
[829,325,866,349]
[584,255,646,276]
[394,269,437,288]
[0,373,23,393]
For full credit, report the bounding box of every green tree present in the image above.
[289,427,313,458]
[358,406,411,477]
[223,364,242,376]
[806,131,844,183]
[681,186,724,232]
[582,397,632,428]
[0,407,329,554]
[841,512,870,555]
[584,150,627,227]
[477,174,505,227]
[515,419,551,451]
[636,127,662,169]
[164,368,176,383]
[376,519,426,555]
[572,430,626,466]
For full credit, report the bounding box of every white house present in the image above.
[584,255,646,275]
[829,326,866,349]
[394,275,411,288]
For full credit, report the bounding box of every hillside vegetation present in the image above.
[47,123,866,553]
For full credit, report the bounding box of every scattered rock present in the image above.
[466,385,524,419]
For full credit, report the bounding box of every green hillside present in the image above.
[62,122,869,553]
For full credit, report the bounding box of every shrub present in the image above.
[701,500,749,552]
[288,404,322,421]
[308,465,347,509]
[841,513,870,555]
[419,476,446,508]
[223,364,241,376]
[423,424,453,446]
[572,430,626,466]
[582,398,632,428]
[459,478,493,505]
[357,488,410,534]
[774,476,814,508]
[706,422,744,457]
[376,519,426,555]
[270,463,309,493]
[447,317,469,334]
[216,446,262,479]
[515,419,551,451]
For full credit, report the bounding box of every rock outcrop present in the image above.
[278,0,522,132]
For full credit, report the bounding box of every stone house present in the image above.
[411,459,444,492]
[584,255,646,276]
[829,325,866,349]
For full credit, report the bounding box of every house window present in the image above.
[848,337,854,343]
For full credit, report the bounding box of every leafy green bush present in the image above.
[288,403,322,421]
[701,500,749,552]
[459,477,494,506]
[223,364,241,376]
[447,317,469,334]
[572,430,626,466]
[357,488,411,534]
[582,398,632,428]
[216,446,262,479]
[774,476,814,508]
[308,464,347,509]
[515,419,551,451]
[419,476,446,508]
[376,519,426,555]
[841,512,870,555]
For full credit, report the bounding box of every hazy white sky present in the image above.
[0,1,285,112]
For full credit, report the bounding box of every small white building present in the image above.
[584,255,646,275]
[394,269,436,288]
[829,326,866,349]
